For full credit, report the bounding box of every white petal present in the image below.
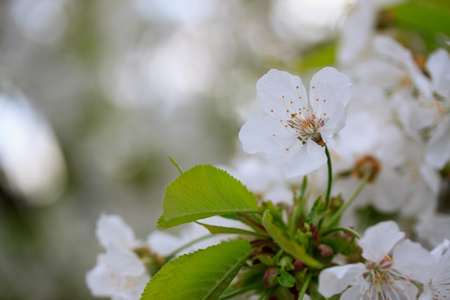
[318,263,366,298]
[105,244,146,277]
[257,69,308,119]
[431,239,450,257]
[147,231,184,257]
[309,67,352,108]
[86,254,117,297]
[341,284,367,300]
[96,214,137,250]
[374,35,432,97]
[426,48,450,98]
[420,163,441,194]
[387,279,419,299]
[430,247,450,299]
[426,120,450,169]
[86,248,148,300]
[239,115,298,159]
[316,99,346,142]
[284,140,327,177]
[114,273,150,300]
[415,213,450,248]
[393,239,435,283]
[338,0,376,66]
[358,221,405,262]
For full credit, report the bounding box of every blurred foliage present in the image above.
[390,0,450,52]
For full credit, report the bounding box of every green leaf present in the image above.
[294,41,337,72]
[158,165,260,229]
[277,269,295,288]
[141,240,253,300]
[306,196,321,224]
[262,210,323,269]
[196,221,269,238]
[392,0,450,36]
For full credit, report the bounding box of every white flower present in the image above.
[86,244,150,300]
[429,239,450,299]
[338,0,406,67]
[425,48,450,169]
[239,67,351,177]
[329,111,408,214]
[419,239,450,299]
[95,214,142,251]
[318,221,434,299]
[86,214,149,300]
[374,35,433,98]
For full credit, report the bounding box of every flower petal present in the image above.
[358,221,405,262]
[374,35,432,98]
[316,99,346,142]
[426,120,450,169]
[106,244,146,276]
[239,115,298,159]
[284,140,327,177]
[86,254,117,297]
[392,239,435,283]
[318,263,366,298]
[256,69,308,120]
[426,48,450,98]
[338,0,376,66]
[96,214,137,250]
[309,67,352,108]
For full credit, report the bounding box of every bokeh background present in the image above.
[0,0,449,299]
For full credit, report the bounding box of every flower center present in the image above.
[362,256,417,298]
[353,155,382,183]
[289,114,325,145]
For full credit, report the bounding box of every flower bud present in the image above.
[317,244,334,258]
[293,260,304,272]
[263,267,279,289]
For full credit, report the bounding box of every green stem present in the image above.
[289,203,303,236]
[237,214,267,234]
[165,234,215,262]
[258,286,278,300]
[298,272,312,300]
[219,283,261,300]
[195,221,270,238]
[324,145,333,208]
[327,170,372,227]
[300,176,308,201]
[289,176,308,236]
[168,155,183,174]
[322,226,362,239]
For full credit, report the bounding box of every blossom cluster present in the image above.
[86,1,450,299]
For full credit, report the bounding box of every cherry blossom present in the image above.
[239,67,351,177]
[318,221,434,299]
[425,48,450,169]
[86,214,150,300]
